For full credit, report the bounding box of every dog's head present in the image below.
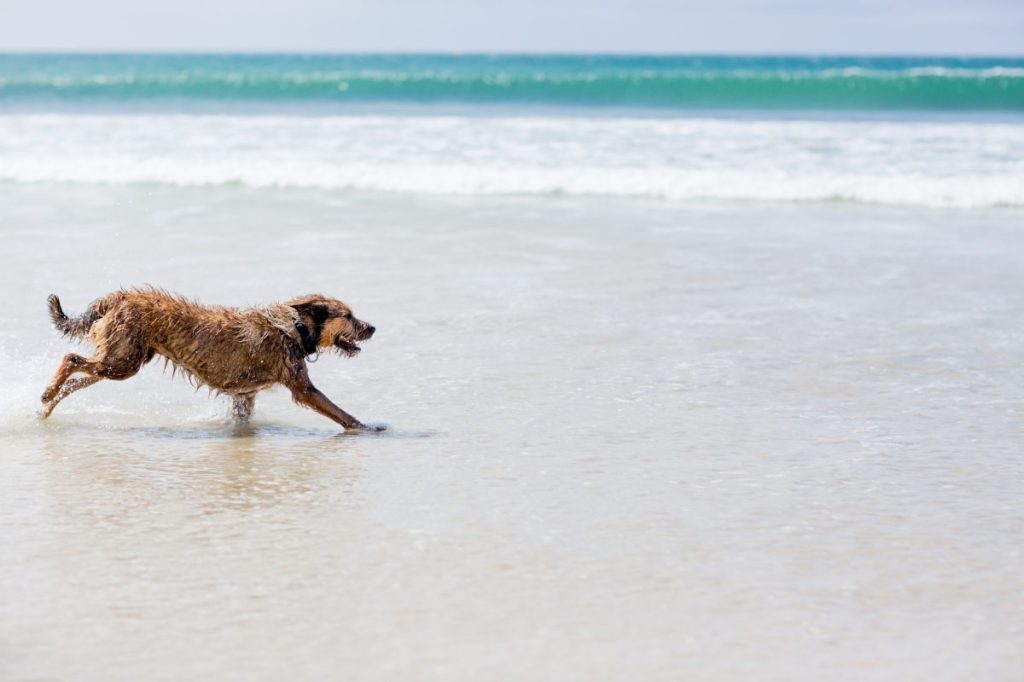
[287,294,375,357]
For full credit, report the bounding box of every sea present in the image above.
[1,54,1023,206]
[1,54,1022,681]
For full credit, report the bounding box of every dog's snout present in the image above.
[364,325,376,339]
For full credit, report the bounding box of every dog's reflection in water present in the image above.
[42,422,366,515]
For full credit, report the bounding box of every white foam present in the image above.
[1,114,1022,208]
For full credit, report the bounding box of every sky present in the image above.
[1,0,1022,54]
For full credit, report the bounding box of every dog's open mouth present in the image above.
[334,335,361,357]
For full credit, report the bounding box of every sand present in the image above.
[1,184,1023,680]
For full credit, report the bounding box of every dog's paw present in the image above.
[351,421,387,433]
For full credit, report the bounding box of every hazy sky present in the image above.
[1,0,1021,54]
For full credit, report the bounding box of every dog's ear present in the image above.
[288,296,330,325]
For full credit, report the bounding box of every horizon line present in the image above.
[2,49,1024,59]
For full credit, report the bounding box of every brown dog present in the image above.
[41,288,379,430]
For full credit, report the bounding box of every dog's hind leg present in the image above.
[41,353,92,403]
[231,393,256,422]
[40,348,147,418]
[40,375,103,418]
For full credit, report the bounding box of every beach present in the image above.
[1,55,1023,680]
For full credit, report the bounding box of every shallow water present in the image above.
[1,185,1022,680]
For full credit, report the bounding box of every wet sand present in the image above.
[1,185,1023,680]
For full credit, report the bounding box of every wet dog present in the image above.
[41,289,379,430]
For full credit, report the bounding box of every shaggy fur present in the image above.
[41,288,378,430]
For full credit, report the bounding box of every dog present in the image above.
[41,288,380,430]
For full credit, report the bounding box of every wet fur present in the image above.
[41,288,377,430]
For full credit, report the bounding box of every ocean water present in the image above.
[1,55,1023,208]
[3,54,1024,110]
[1,55,1023,681]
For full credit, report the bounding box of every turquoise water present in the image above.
[2,53,1023,206]
[1,54,1023,111]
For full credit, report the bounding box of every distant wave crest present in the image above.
[1,61,1023,110]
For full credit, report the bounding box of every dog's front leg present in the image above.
[231,393,256,422]
[287,377,364,430]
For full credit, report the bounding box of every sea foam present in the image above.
[1,114,1022,208]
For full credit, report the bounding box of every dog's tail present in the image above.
[48,294,104,339]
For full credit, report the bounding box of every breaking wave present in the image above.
[1,114,1022,208]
